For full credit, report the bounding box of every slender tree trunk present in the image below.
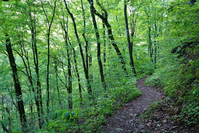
[154,8,158,69]
[1,122,10,133]
[80,0,94,101]
[46,31,50,114]
[28,3,44,127]
[62,20,73,109]
[63,0,93,99]
[5,34,28,132]
[41,0,57,116]
[54,59,62,108]
[88,0,128,75]
[102,14,107,67]
[81,0,89,74]
[67,48,72,109]
[154,23,157,69]
[72,48,83,104]
[6,108,11,133]
[144,8,153,63]
[88,49,93,93]
[32,30,43,128]
[149,25,153,62]
[124,0,136,76]
[88,0,106,89]
[16,32,37,117]
[103,18,106,65]
[158,25,162,59]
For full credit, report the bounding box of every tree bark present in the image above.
[61,19,73,109]
[124,0,136,76]
[72,48,83,104]
[40,0,57,115]
[154,23,157,69]
[6,108,11,133]
[54,58,62,108]
[67,47,72,109]
[144,8,153,63]
[81,0,89,74]
[88,0,106,89]
[1,122,10,133]
[88,0,128,75]
[63,0,93,99]
[5,34,28,132]
[27,2,44,127]
[103,22,106,65]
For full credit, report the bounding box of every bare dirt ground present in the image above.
[100,76,199,133]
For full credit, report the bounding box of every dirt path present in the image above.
[101,76,163,133]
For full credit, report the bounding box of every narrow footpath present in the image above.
[100,76,199,133]
[101,76,163,133]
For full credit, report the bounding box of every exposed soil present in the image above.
[100,76,199,133]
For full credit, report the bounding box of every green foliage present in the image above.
[180,102,199,125]
[45,110,78,132]
[145,74,161,87]
[146,49,199,125]
[41,76,141,132]
[1,0,198,132]
[144,0,199,124]
[109,83,141,104]
[135,54,155,79]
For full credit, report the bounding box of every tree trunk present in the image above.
[88,0,128,75]
[16,32,39,126]
[41,0,57,116]
[81,0,89,74]
[28,4,44,128]
[103,19,106,65]
[148,24,153,62]
[144,8,153,63]
[67,48,72,109]
[63,0,93,99]
[54,59,62,108]
[6,108,11,133]
[5,34,28,132]
[62,21,73,109]
[154,8,158,69]
[124,0,136,76]
[154,23,157,69]
[72,48,83,104]
[89,0,106,90]
[1,122,10,133]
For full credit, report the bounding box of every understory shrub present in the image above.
[145,49,199,125]
[42,77,142,132]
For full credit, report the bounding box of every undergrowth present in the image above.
[42,77,142,132]
[144,47,199,126]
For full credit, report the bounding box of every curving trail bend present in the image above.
[101,76,162,133]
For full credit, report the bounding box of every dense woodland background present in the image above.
[0,0,198,132]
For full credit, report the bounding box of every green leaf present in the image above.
[65,123,70,127]
[71,112,75,117]
[64,111,70,120]
[69,118,74,123]
[50,129,55,133]
[57,110,63,118]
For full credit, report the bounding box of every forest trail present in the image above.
[101,76,163,133]
[100,77,199,133]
